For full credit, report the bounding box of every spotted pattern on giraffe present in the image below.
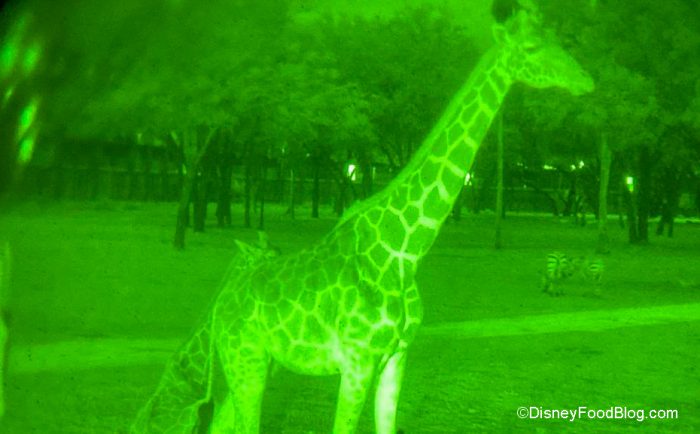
[132,7,594,434]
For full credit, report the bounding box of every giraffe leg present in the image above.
[212,340,269,434]
[333,361,374,434]
[374,351,406,434]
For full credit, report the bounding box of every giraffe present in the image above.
[131,233,280,434]
[132,8,594,434]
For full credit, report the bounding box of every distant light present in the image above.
[2,85,14,107]
[570,164,576,171]
[1,13,29,78]
[578,160,585,169]
[626,176,634,192]
[18,132,36,164]
[17,99,38,140]
[464,172,472,186]
[543,164,555,171]
[347,164,356,182]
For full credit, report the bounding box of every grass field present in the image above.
[1,201,699,433]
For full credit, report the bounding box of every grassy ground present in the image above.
[0,200,698,433]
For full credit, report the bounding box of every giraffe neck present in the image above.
[340,46,512,269]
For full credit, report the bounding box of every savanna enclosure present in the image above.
[1,0,699,433]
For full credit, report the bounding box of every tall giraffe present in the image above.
[132,8,593,434]
[131,233,280,433]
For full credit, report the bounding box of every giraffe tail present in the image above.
[130,312,216,434]
[199,308,217,430]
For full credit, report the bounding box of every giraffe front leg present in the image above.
[374,351,406,434]
[214,339,269,434]
[333,363,375,434]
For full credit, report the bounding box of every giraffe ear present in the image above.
[492,23,509,45]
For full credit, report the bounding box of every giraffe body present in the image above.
[133,8,593,434]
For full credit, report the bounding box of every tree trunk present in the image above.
[624,178,638,243]
[656,166,679,238]
[618,180,625,229]
[158,151,169,201]
[258,167,266,230]
[192,171,206,233]
[360,158,373,199]
[287,167,296,219]
[216,157,232,228]
[596,132,612,254]
[244,161,252,228]
[636,146,652,243]
[334,180,344,217]
[172,128,217,249]
[311,155,320,219]
[495,113,504,249]
[174,170,194,250]
[334,169,350,218]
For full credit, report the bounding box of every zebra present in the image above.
[542,252,604,296]
[542,251,575,296]
[0,241,10,420]
[570,255,604,295]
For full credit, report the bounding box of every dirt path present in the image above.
[9,302,700,375]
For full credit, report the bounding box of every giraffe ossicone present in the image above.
[132,9,593,434]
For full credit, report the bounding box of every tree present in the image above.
[318,6,480,173]
[36,0,288,248]
[515,0,700,248]
[494,113,505,249]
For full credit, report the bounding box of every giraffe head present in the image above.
[493,10,594,96]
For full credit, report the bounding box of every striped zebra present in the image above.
[542,251,575,296]
[571,255,604,294]
[542,252,604,296]
[0,241,10,419]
